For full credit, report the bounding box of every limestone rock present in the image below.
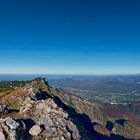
[4,117,19,130]
[29,125,42,136]
[0,117,26,140]
[0,131,6,140]
[0,104,10,114]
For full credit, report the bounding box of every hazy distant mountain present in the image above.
[48,75,140,92]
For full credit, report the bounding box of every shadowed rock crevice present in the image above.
[37,90,53,101]
[106,121,114,131]
[115,119,126,126]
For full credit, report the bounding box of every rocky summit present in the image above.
[0,78,140,140]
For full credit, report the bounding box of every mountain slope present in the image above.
[0,78,140,140]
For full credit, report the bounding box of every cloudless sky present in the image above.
[0,0,140,74]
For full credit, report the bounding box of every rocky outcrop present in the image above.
[0,117,26,140]
[25,87,47,101]
[0,104,10,115]
[20,99,80,140]
[0,131,6,140]
[29,125,42,136]
[0,98,81,140]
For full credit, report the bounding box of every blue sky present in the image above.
[0,0,140,74]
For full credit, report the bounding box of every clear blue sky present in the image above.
[0,0,140,74]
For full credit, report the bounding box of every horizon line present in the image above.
[0,73,140,76]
